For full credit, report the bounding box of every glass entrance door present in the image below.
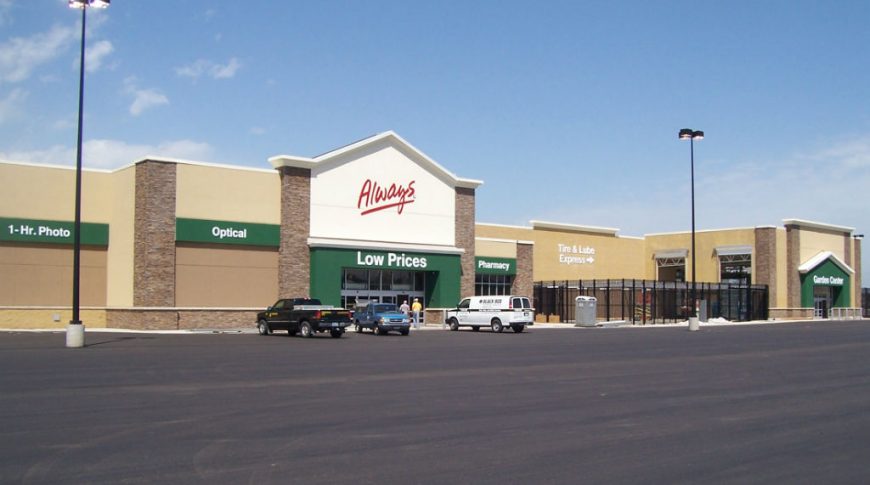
[813,286,832,319]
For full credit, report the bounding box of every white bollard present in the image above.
[66,324,85,348]
[688,317,700,332]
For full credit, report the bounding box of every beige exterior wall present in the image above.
[800,229,847,264]
[476,224,645,281]
[0,308,107,329]
[476,238,518,258]
[176,163,280,224]
[0,162,114,223]
[175,245,278,307]
[106,165,136,306]
[644,228,756,282]
[775,228,789,308]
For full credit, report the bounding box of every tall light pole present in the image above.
[66,0,110,348]
[679,128,703,331]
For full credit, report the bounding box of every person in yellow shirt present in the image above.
[411,298,423,329]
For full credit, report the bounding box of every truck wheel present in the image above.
[300,321,314,338]
[491,318,504,333]
[354,323,362,333]
[448,318,460,331]
[330,329,343,338]
[373,324,382,335]
[511,324,525,333]
[257,320,271,335]
[401,329,410,336]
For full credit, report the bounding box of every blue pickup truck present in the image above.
[353,302,411,336]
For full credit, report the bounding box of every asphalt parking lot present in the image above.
[2,321,870,484]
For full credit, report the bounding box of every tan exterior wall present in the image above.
[175,245,278,307]
[775,229,789,308]
[644,228,756,282]
[176,164,280,224]
[0,163,114,223]
[0,245,106,306]
[106,165,136,306]
[800,229,847,263]
[475,238,517,258]
[0,308,107,329]
[476,224,645,281]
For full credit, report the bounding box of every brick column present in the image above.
[754,227,777,300]
[785,224,801,308]
[512,242,534,297]
[279,166,311,297]
[854,238,862,308]
[455,187,476,298]
[134,160,177,307]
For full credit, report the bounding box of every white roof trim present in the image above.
[135,156,276,174]
[715,245,753,256]
[475,236,536,245]
[269,131,483,189]
[0,159,114,173]
[798,251,854,275]
[783,218,854,234]
[476,222,534,230]
[655,249,688,259]
[307,237,465,255]
[531,220,619,236]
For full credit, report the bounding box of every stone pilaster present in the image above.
[279,166,311,297]
[134,160,177,307]
[455,187,476,298]
[854,238,862,308]
[785,224,801,308]
[512,242,534,297]
[754,227,777,299]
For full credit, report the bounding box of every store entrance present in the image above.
[340,268,427,310]
[813,286,832,318]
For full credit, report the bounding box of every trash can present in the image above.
[574,296,597,327]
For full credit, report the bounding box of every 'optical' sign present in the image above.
[356,250,428,269]
[176,218,279,247]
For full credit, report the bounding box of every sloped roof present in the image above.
[798,251,854,275]
[268,131,482,189]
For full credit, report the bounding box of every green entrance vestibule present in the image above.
[798,251,853,318]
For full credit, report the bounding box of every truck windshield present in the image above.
[374,304,397,313]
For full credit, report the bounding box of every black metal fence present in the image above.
[534,279,769,324]
[863,288,870,317]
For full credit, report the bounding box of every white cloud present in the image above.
[176,57,241,80]
[0,24,76,84]
[123,77,169,116]
[0,0,14,26]
[85,40,113,72]
[0,87,27,124]
[0,139,216,169]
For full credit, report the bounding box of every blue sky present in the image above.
[2,1,869,282]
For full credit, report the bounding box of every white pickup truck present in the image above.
[444,295,535,333]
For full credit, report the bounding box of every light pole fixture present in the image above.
[66,0,110,348]
[679,128,703,330]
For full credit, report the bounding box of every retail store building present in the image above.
[0,132,862,328]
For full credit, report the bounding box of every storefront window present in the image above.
[475,274,513,296]
[344,269,368,290]
[393,271,413,291]
[720,254,751,284]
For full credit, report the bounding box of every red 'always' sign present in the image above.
[357,179,416,215]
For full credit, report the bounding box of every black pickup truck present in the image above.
[256,298,352,338]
